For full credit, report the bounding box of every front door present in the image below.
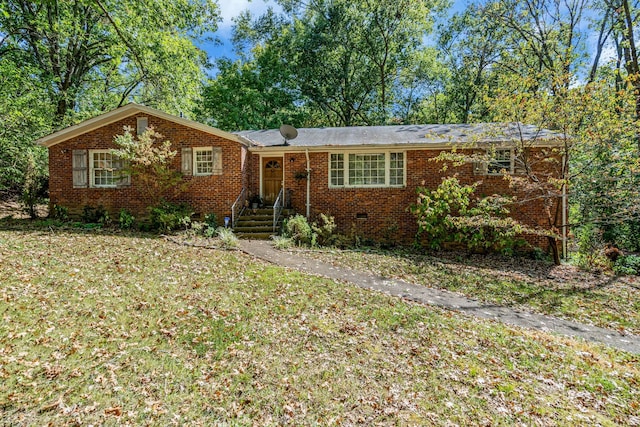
[262,157,283,205]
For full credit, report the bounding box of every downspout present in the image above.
[305,148,311,218]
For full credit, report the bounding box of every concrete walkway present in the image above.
[239,240,640,354]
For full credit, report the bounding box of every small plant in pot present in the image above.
[249,194,263,210]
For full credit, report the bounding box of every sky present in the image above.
[200,0,280,62]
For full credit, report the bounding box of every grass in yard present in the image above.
[298,247,640,336]
[1,227,639,425]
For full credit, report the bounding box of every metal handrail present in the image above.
[273,187,284,232]
[231,187,247,228]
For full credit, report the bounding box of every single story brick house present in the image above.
[37,103,567,251]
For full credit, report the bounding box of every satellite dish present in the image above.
[279,124,298,145]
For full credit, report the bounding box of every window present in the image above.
[194,147,214,175]
[181,147,222,176]
[390,152,404,185]
[330,154,344,186]
[487,149,513,174]
[89,150,129,188]
[329,151,405,188]
[136,117,148,135]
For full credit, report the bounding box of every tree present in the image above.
[222,0,446,127]
[0,0,219,123]
[437,3,507,123]
[112,126,186,208]
[199,56,304,131]
[0,59,50,196]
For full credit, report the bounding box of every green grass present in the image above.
[299,247,640,335]
[1,227,639,425]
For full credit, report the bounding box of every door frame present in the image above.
[260,155,285,204]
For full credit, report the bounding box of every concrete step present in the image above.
[234,225,276,233]
[236,232,275,240]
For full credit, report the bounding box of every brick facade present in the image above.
[255,148,562,248]
[48,112,248,222]
[44,105,563,250]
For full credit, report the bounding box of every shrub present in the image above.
[204,213,218,229]
[149,201,193,232]
[614,255,640,276]
[410,177,536,254]
[52,205,69,221]
[82,205,110,224]
[272,235,294,249]
[118,209,135,229]
[216,227,239,249]
[283,214,313,246]
[19,152,48,219]
[312,213,337,247]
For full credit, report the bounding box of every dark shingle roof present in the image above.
[237,123,563,148]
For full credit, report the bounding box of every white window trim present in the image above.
[487,148,514,176]
[89,149,128,188]
[193,147,214,176]
[328,150,406,188]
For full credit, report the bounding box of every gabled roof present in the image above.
[238,123,565,149]
[37,103,246,147]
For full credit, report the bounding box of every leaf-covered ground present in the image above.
[295,247,640,336]
[1,228,639,425]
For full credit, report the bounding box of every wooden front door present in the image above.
[262,157,283,205]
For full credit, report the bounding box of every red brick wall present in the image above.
[262,148,563,249]
[48,113,247,222]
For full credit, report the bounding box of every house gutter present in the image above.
[305,148,311,218]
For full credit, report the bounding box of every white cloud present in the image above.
[217,0,275,30]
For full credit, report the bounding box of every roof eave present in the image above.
[247,138,564,153]
[37,103,247,147]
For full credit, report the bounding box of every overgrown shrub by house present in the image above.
[82,205,110,224]
[311,213,338,246]
[282,214,313,246]
[149,201,193,232]
[410,177,535,254]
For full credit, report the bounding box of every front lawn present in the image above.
[1,228,639,425]
[297,247,640,336]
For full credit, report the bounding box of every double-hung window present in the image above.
[194,147,214,176]
[329,151,405,188]
[89,150,130,188]
[487,148,513,175]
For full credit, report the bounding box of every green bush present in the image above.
[311,213,337,247]
[82,205,110,224]
[283,214,313,246]
[614,255,640,276]
[149,201,193,232]
[410,177,532,254]
[52,205,69,221]
[118,209,135,229]
[216,227,239,249]
[204,213,218,229]
[272,235,294,249]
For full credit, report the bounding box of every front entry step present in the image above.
[234,208,294,240]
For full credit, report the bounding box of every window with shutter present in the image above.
[88,150,130,188]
